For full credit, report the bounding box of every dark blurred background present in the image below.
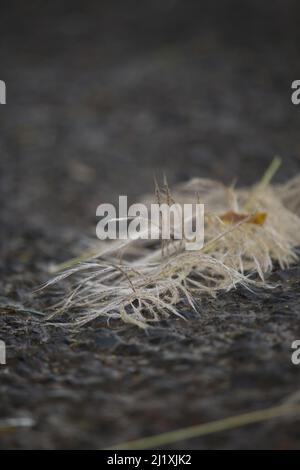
[1,0,300,235]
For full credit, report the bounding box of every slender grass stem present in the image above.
[105,402,300,450]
